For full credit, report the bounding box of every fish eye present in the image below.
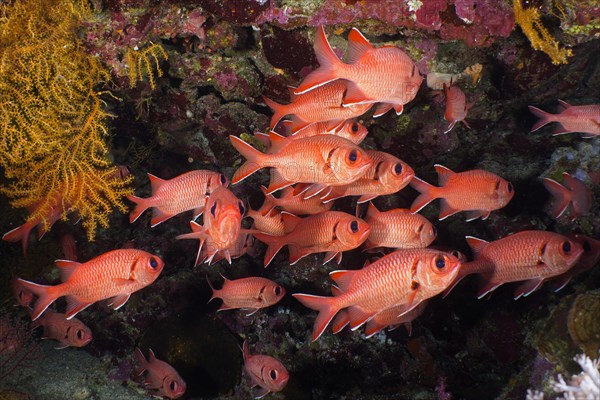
[77,329,84,339]
[239,201,246,216]
[149,257,158,269]
[169,381,177,391]
[210,202,217,217]
[275,286,281,296]
[562,241,571,254]
[348,150,358,163]
[270,370,278,380]
[351,122,359,132]
[394,163,402,174]
[220,174,227,185]
[507,182,513,193]
[350,220,359,233]
[435,256,445,269]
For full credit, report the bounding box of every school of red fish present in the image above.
[5,26,600,399]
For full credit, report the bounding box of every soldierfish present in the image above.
[253,211,370,267]
[17,249,165,321]
[261,185,333,215]
[127,170,228,227]
[529,100,600,137]
[208,275,285,314]
[230,131,373,198]
[542,172,592,220]
[320,150,414,203]
[410,164,514,221]
[443,81,472,133]
[362,203,436,250]
[295,26,423,117]
[242,340,289,399]
[135,348,186,399]
[293,248,461,341]
[547,234,600,292]
[443,231,583,299]
[263,80,373,130]
[246,197,286,236]
[32,309,92,349]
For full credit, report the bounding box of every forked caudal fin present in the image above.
[16,279,60,321]
[409,177,439,213]
[528,106,556,132]
[229,135,266,184]
[292,293,340,341]
[541,178,571,219]
[294,26,342,95]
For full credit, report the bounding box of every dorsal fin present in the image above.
[434,164,455,186]
[346,28,374,64]
[557,99,571,109]
[365,202,380,220]
[329,269,357,292]
[147,173,166,195]
[465,236,488,257]
[267,130,290,154]
[55,260,81,282]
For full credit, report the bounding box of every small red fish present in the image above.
[32,309,92,348]
[261,185,333,215]
[263,80,373,130]
[230,132,373,198]
[444,231,584,299]
[320,150,414,203]
[293,248,461,341]
[410,164,514,221]
[542,172,592,220]
[127,170,228,227]
[242,340,289,398]
[443,81,472,133]
[529,100,600,137]
[362,203,436,250]
[246,198,286,236]
[18,249,165,321]
[208,275,285,314]
[253,211,370,267]
[135,348,186,399]
[295,26,423,117]
[288,120,369,145]
[547,234,600,292]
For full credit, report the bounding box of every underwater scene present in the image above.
[1,0,599,399]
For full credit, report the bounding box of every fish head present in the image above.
[414,220,437,248]
[160,373,187,399]
[208,172,229,192]
[134,253,165,286]
[492,178,515,208]
[66,320,93,347]
[570,235,600,272]
[540,235,584,272]
[205,187,244,249]
[378,157,415,191]
[416,250,462,293]
[260,281,286,305]
[329,145,372,183]
[334,216,371,249]
[338,121,369,145]
[259,357,289,392]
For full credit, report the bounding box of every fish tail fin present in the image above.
[16,279,59,321]
[126,195,150,224]
[292,293,339,341]
[3,222,35,256]
[542,178,571,218]
[134,348,148,376]
[229,135,266,184]
[295,26,342,94]
[206,275,221,303]
[252,232,285,268]
[409,177,439,213]
[262,96,288,129]
[528,106,555,132]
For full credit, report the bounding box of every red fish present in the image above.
[320,150,414,203]
[230,132,373,198]
[542,172,592,220]
[242,340,289,398]
[253,211,370,267]
[410,165,514,221]
[443,81,472,133]
[246,198,286,236]
[127,170,228,227]
[293,248,461,341]
[295,26,423,117]
[261,185,333,215]
[32,309,92,348]
[135,348,186,399]
[263,80,373,130]
[208,275,285,314]
[362,203,436,250]
[288,120,369,145]
[529,100,600,137]
[17,249,165,321]
[444,231,583,299]
[176,186,245,264]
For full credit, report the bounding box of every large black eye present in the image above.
[220,174,227,185]
[348,150,357,163]
[210,202,217,217]
[562,241,571,254]
[394,163,402,174]
[270,370,278,380]
[149,257,158,269]
[435,256,445,269]
[350,221,359,233]
[507,183,513,193]
[351,122,359,132]
[77,330,84,339]
[239,201,246,216]
[275,286,281,296]
[169,381,177,391]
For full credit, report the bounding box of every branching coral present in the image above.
[124,42,168,89]
[513,0,573,65]
[0,0,133,240]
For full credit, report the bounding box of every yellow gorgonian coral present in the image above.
[0,0,133,240]
[124,42,169,89]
